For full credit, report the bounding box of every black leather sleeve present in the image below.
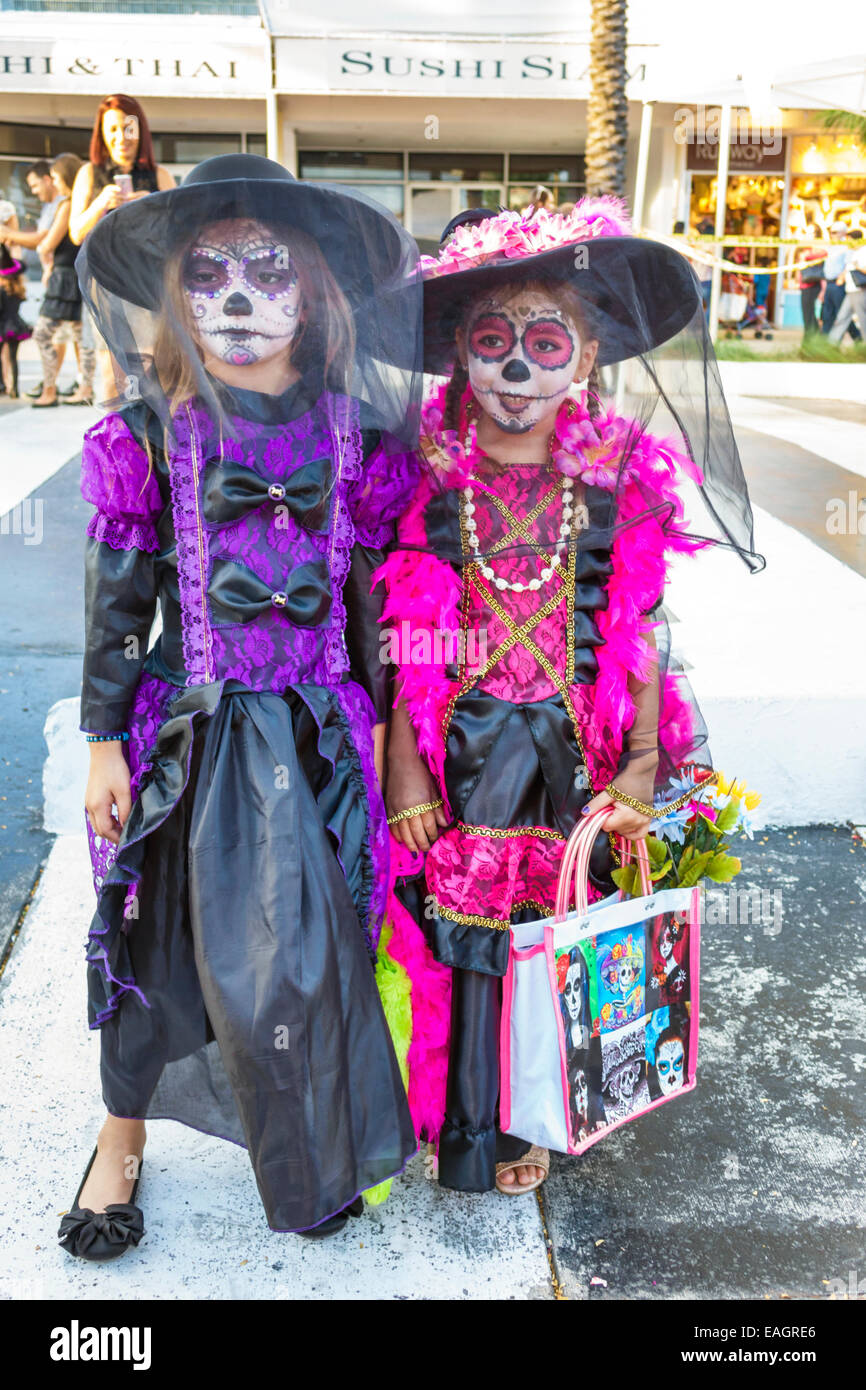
[343,542,390,721]
[80,537,158,732]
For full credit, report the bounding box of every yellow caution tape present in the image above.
[642,230,838,277]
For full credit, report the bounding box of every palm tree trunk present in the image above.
[586,0,629,198]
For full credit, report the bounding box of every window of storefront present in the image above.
[407,152,505,183]
[298,149,583,248]
[685,138,788,320]
[297,149,405,220]
[689,173,785,238]
[0,123,91,160]
[507,153,584,211]
[787,135,866,237]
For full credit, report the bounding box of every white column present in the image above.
[265,88,280,164]
[631,100,655,231]
[708,105,732,342]
[281,122,297,176]
[775,132,793,328]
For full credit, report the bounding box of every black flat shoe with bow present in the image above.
[57,1147,145,1262]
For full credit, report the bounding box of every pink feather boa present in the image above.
[382,851,452,1140]
[373,534,460,812]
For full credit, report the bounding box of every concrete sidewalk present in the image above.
[1,361,864,1299]
[1,823,863,1301]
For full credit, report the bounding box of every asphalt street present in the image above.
[0,441,85,956]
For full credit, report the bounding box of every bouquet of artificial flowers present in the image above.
[612,770,761,896]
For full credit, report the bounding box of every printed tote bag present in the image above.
[500,807,700,1154]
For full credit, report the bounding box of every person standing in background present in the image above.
[2,155,96,408]
[796,229,825,340]
[14,162,78,397]
[822,225,860,339]
[13,161,62,269]
[524,185,554,217]
[0,203,30,398]
[828,230,866,345]
[68,94,174,399]
[68,94,174,245]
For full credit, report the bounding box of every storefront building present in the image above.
[0,1,674,249]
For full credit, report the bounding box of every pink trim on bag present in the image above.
[499,955,516,1133]
[569,1080,698,1156]
[544,921,576,1151]
[688,883,701,1080]
[510,942,546,959]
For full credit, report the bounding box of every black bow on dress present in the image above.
[208,556,332,629]
[202,458,333,533]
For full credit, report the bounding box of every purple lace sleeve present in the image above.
[81,412,163,551]
[86,512,160,553]
[345,437,421,548]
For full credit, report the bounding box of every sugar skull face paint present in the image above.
[656,1037,685,1094]
[460,288,585,434]
[182,219,302,368]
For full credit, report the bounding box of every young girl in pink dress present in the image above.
[375,199,760,1197]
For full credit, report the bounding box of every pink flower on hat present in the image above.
[425,198,633,280]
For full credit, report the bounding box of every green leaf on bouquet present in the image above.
[650,860,674,881]
[714,800,740,834]
[697,812,723,837]
[645,835,669,868]
[611,865,640,896]
[704,852,742,882]
[679,849,716,887]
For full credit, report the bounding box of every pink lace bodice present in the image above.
[459,460,609,703]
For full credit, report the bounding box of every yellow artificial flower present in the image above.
[743,789,762,810]
[718,773,745,802]
[714,771,734,797]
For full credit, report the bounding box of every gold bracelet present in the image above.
[604,784,657,817]
[386,799,444,826]
[604,775,716,819]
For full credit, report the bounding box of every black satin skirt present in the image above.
[90,686,416,1232]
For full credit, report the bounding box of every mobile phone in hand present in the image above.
[113,174,133,198]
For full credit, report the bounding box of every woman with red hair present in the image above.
[68,95,174,399]
[69,94,174,247]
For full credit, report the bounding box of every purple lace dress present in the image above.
[80,378,419,1231]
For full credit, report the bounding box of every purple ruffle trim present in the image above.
[86,510,160,553]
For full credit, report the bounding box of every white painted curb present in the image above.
[719,361,866,404]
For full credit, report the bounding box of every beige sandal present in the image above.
[495,1145,549,1195]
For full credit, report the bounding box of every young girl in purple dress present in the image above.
[59,154,423,1257]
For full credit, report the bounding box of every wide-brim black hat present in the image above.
[423,232,700,372]
[81,154,413,313]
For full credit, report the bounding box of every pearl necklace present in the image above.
[461,474,575,593]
